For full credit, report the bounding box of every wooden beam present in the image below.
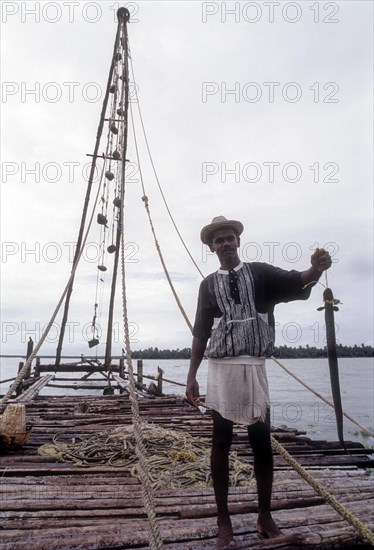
[112,375,129,393]
[14,375,55,403]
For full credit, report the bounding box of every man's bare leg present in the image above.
[247,412,282,538]
[211,411,238,549]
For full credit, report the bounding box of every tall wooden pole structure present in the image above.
[55,8,131,366]
[104,8,130,367]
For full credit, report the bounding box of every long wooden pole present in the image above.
[104,9,131,368]
[323,286,346,450]
[55,14,125,367]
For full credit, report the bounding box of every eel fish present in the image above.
[317,287,347,450]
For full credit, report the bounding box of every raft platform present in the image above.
[1,393,373,549]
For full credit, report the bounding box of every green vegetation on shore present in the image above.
[131,344,373,360]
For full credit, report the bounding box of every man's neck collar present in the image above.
[218,261,244,274]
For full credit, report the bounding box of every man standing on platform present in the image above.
[186,216,332,550]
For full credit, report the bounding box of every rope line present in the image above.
[200,400,374,544]
[271,435,374,546]
[119,126,164,549]
[129,101,193,332]
[271,356,374,439]
[128,46,205,279]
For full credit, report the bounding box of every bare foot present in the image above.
[257,513,283,539]
[217,517,238,549]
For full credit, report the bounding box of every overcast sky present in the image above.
[1,1,373,358]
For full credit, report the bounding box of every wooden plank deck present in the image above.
[1,394,373,549]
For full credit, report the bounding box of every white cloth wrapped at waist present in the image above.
[206,356,269,426]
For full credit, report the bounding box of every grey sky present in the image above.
[1,1,373,356]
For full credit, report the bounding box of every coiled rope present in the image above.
[37,422,254,489]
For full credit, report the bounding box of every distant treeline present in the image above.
[273,344,373,359]
[131,344,373,360]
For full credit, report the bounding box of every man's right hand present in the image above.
[186,378,200,408]
[186,336,207,408]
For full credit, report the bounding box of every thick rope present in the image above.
[271,356,374,439]
[271,435,374,546]
[128,101,193,332]
[119,165,163,549]
[198,399,374,543]
[37,423,254,488]
[0,160,107,411]
[142,196,193,333]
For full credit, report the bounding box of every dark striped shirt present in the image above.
[192,262,311,358]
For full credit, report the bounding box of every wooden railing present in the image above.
[0,356,186,397]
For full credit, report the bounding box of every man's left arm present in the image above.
[300,248,332,287]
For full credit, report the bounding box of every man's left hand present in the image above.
[310,248,332,273]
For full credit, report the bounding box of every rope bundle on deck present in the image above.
[38,422,254,490]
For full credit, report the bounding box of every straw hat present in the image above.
[200,216,244,245]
